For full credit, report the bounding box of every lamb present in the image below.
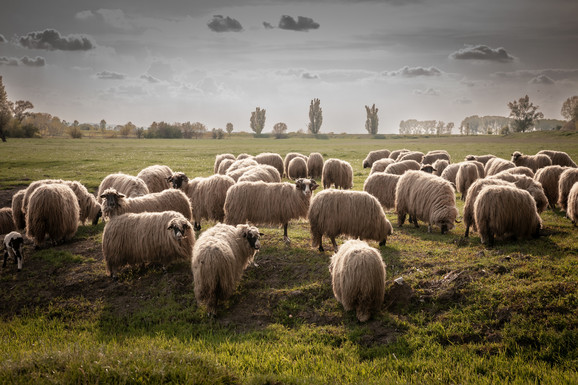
[237,165,282,183]
[422,150,451,165]
[395,171,458,234]
[362,149,391,168]
[363,173,400,210]
[284,152,308,177]
[432,159,449,177]
[534,165,570,209]
[102,211,195,278]
[537,150,577,168]
[307,152,324,179]
[463,178,515,237]
[389,149,410,161]
[511,151,552,172]
[214,153,235,174]
[456,162,480,200]
[370,158,395,174]
[136,164,173,193]
[168,172,235,230]
[254,152,284,177]
[3,231,24,272]
[322,158,353,189]
[191,223,262,316]
[566,183,578,225]
[0,208,15,235]
[97,173,149,201]
[397,151,424,163]
[26,183,80,247]
[224,178,318,243]
[308,189,393,252]
[11,190,26,230]
[99,188,192,221]
[490,172,548,213]
[329,239,386,322]
[474,185,542,247]
[287,157,308,180]
[465,154,496,165]
[557,168,578,211]
[484,157,515,176]
[384,160,421,175]
[217,158,235,174]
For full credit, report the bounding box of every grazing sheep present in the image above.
[463,178,515,237]
[440,163,460,187]
[102,211,194,278]
[100,188,192,221]
[0,208,15,235]
[567,183,578,225]
[384,160,421,175]
[484,157,515,176]
[467,160,485,179]
[26,184,80,247]
[22,179,66,215]
[432,159,449,177]
[226,158,259,174]
[192,223,262,316]
[217,158,235,174]
[511,151,552,172]
[136,164,173,193]
[395,171,458,234]
[389,149,410,161]
[474,185,541,247]
[224,178,318,243]
[501,166,535,178]
[11,190,26,230]
[214,153,236,174]
[558,168,578,211]
[362,149,391,168]
[97,173,149,202]
[322,158,353,189]
[363,173,400,210]
[370,158,395,174]
[456,162,480,200]
[308,189,393,252]
[236,153,253,160]
[465,154,496,165]
[3,231,24,271]
[329,239,386,322]
[287,157,308,180]
[254,152,285,177]
[169,172,235,231]
[537,150,577,168]
[307,152,324,179]
[284,152,308,177]
[397,151,424,163]
[534,165,570,209]
[422,150,451,165]
[490,172,548,213]
[420,164,436,174]
[237,164,282,183]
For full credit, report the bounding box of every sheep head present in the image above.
[99,188,125,212]
[295,178,318,196]
[168,172,188,189]
[239,225,263,250]
[511,151,523,161]
[167,217,191,240]
[420,164,436,174]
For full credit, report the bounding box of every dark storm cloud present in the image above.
[96,71,126,80]
[0,56,45,67]
[18,29,95,51]
[207,15,243,32]
[384,66,442,77]
[278,15,320,31]
[449,45,514,63]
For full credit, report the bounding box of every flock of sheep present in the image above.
[1,147,577,321]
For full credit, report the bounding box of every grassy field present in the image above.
[0,132,577,384]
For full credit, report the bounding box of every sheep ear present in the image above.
[259,232,264,236]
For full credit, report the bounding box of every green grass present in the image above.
[0,132,577,384]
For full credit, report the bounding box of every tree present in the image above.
[13,100,34,122]
[191,122,206,139]
[119,121,135,137]
[272,122,288,139]
[212,128,225,139]
[100,119,107,133]
[364,104,379,135]
[561,96,578,121]
[507,95,544,133]
[308,98,322,135]
[250,107,266,135]
[226,122,234,136]
[0,76,12,142]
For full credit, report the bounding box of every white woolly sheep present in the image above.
[363,173,400,210]
[362,149,391,168]
[226,158,259,175]
[284,152,308,177]
[511,151,552,173]
[254,152,284,177]
[464,154,496,165]
[237,153,253,160]
[214,153,236,174]
[440,163,460,187]
[370,158,395,174]
[0,208,15,235]
[456,162,481,200]
[566,183,578,225]
[329,239,386,322]
[395,170,458,234]
[136,164,173,193]
[102,211,195,278]
[463,178,515,237]
[490,172,548,213]
[484,157,515,176]
[217,158,235,174]
[474,185,541,247]
[308,189,393,252]
[501,166,535,178]
[11,190,26,230]
[422,150,451,165]
[389,149,410,161]
[322,158,353,189]
[384,159,421,175]
[432,159,449,177]
[287,157,308,180]
[237,164,282,183]
[537,150,577,168]
[307,152,324,179]
[224,178,318,243]
[558,168,578,211]
[97,173,149,202]
[534,165,570,209]
[3,231,24,272]
[397,151,424,163]
[192,223,262,316]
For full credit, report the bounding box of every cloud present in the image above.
[141,74,161,83]
[493,69,578,81]
[0,56,45,67]
[528,75,555,85]
[263,22,274,30]
[452,97,473,105]
[278,15,320,31]
[0,57,19,66]
[301,72,319,80]
[413,88,440,96]
[18,29,95,51]
[207,15,243,32]
[449,45,515,63]
[96,71,126,80]
[0,34,6,43]
[384,66,442,77]
[75,9,134,31]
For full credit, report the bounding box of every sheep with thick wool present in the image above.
[169,172,235,230]
[287,157,308,180]
[192,223,262,316]
[284,152,308,177]
[307,152,324,179]
[484,157,515,176]
[501,166,535,178]
[362,149,391,169]
[254,152,284,177]
[136,164,173,193]
[237,164,282,183]
[534,165,570,209]
[456,162,481,200]
[511,151,552,173]
[537,150,577,168]
[26,183,80,247]
[322,158,353,189]
[423,150,451,165]
[97,173,149,202]
[329,239,386,322]
[11,190,26,230]
[389,149,410,161]
[463,178,515,237]
[557,168,578,211]
[227,158,259,175]
[440,163,460,187]
[397,151,424,163]
[490,172,548,213]
[384,159,421,176]
[432,159,449,177]
[309,189,393,252]
[474,185,541,247]
[0,208,15,235]
[465,154,496,165]
[217,159,235,174]
[370,158,395,174]
[566,183,578,225]
[214,153,235,174]
[395,170,458,234]
[102,211,194,277]
[224,178,318,243]
[363,172,400,211]
[237,153,252,160]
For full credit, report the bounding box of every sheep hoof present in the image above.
[283,236,291,244]
[379,239,386,246]
[318,245,325,252]
[193,223,201,231]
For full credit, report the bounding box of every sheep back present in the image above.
[432,159,449,176]
[370,158,395,174]
[485,158,515,176]
[389,149,410,161]
[567,183,578,225]
[537,150,577,168]
[237,165,281,183]
[511,151,552,173]
[384,160,421,176]
[558,168,578,211]
[307,152,324,179]
[463,178,514,236]
[217,158,235,174]
[287,157,308,180]
[254,152,284,176]
[362,149,391,168]
[456,162,480,200]
[137,165,173,193]
[423,150,451,165]
[490,172,548,213]
[465,154,496,165]
[322,158,353,189]
[363,172,400,210]
[97,173,149,201]
[284,152,308,177]
[214,153,235,174]
[11,189,26,230]
[534,165,570,209]
[397,151,424,163]
[100,188,192,221]
[0,208,15,235]
[187,174,235,225]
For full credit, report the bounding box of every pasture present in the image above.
[0,132,577,384]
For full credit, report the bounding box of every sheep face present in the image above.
[511,151,523,161]
[168,172,188,189]
[3,232,24,271]
[92,209,102,225]
[100,188,125,211]
[167,217,191,240]
[420,165,436,173]
[241,225,263,250]
[295,178,318,196]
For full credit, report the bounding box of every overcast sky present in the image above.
[1,0,577,133]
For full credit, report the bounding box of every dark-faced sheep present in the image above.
[137,165,173,193]
[363,172,400,211]
[308,189,393,252]
[423,150,451,165]
[100,188,192,221]
[432,159,449,177]
[474,185,541,247]
[370,158,395,174]
[284,152,308,177]
[3,231,24,271]
[463,178,515,237]
[395,171,458,234]
[465,154,496,165]
[192,223,262,316]
[567,183,578,225]
[389,149,410,161]
[11,190,26,230]
[534,165,570,209]
[456,162,480,200]
[329,239,386,322]
[397,151,424,163]
[0,208,15,235]
[97,173,149,202]
[224,178,318,243]
[558,168,578,211]
[490,172,548,213]
[237,165,282,183]
[102,211,195,278]
[214,153,236,174]
[287,157,308,180]
[537,150,577,168]
[307,152,324,179]
[362,149,391,168]
[254,152,284,177]
[384,160,421,176]
[511,151,552,173]
[322,158,353,189]
[484,157,515,176]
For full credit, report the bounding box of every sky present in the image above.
[0,0,577,134]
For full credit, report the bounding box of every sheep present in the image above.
[534,165,570,209]
[440,163,460,187]
[11,190,26,230]
[463,178,515,237]
[287,157,308,180]
[557,168,578,211]
[26,183,80,247]
[254,152,284,177]
[501,166,535,178]
[214,153,235,174]
[397,151,424,163]
[102,211,194,278]
[168,172,235,231]
[308,189,393,252]
[456,162,480,200]
[97,173,149,202]
[307,152,324,179]
[136,164,173,193]
[537,150,577,168]
[362,149,391,168]
[420,164,436,174]
[466,160,485,179]
[0,208,15,235]
[474,185,542,247]
[217,158,235,174]
[226,158,259,175]
[422,150,451,165]
[363,173,400,211]
[322,158,353,189]
[511,151,552,172]
[567,183,578,225]
[237,164,282,183]
[384,160,421,175]
[370,158,395,174]
[395,171,458,234]
[329,239,386,322]
[191,223,262,316]
[389,149,410,161]
[22,179,66,215]
[224,178,318,243]
[284,152,308,177]
[236,153,253,160]
[465,154,496,165]
[484,157,515,176]
[490,172,548,213]
[3,231,24,272]
[99,188,192,221]
[432,159,449,177]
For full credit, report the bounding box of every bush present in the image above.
[68,126,83,139]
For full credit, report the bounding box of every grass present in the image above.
[0,132,577,384]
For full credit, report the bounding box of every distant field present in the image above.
[0,132,577,384]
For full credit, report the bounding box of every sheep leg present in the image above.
[379,239,386,246]
[2,251,7,268]
[464,225,470,238]
[397,213,406,227]
[193,221,201,231]
[283,223,291,244]
[440,224,448,234]
[411,216,419,228]
[330,237,338,251]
